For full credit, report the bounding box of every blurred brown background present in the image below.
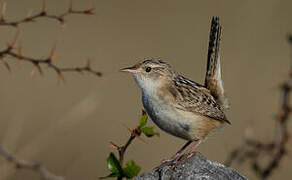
[0,0,292,179]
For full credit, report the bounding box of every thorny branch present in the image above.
[0,0,102,79]
[109,111,146,180]
[0,0,94,27]
[225,35,292,179]
[0,34,102,79]
[0,146,64,180]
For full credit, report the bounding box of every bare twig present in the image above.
[0,29,102,79]
[0,0,101,79]
[225,35,292,179]
[0,146,64,180]
[0,36,102,78]
[0,0,94,27]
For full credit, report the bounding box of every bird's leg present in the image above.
[162,141,192,162]
[170,140,192,159]
[169,139,202,169]
[186,139,202,158]
[166,140,202,169]
[158,140,192,167]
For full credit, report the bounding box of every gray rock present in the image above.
[136,154,247,180]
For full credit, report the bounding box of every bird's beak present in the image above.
[120,65,138,73]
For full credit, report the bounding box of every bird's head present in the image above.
[120,58,176,91]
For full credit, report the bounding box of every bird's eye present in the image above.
[145,67,152,73]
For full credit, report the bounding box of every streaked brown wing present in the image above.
[173,76,230,124]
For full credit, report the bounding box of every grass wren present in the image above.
[121,17,229,160]
[121,59,230,157]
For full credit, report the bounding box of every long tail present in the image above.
[204,16,229,109]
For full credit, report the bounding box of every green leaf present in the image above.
[123,160,141,179]
[141,126,160,137]
[139,114,148,128]
[107,152,123,175]
[99,172,119,179]
[100,153,123,179]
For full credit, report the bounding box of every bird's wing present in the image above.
[204,16,229,109]
[173,76,230,124]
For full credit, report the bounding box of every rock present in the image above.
[136,154,247,180]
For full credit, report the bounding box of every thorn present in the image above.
[95,71,102,77]
[51,55,59,62]
[57,73,65,85]
[49,43,57,61]
[1,2,6,21]
[88,0,95,15]
[84,8,95,15]
[68,0,73,12]
[6,42,11,49]
[86,59,91,69]
[58,17,65,24]
[126,126,147,143]
[17,41,23,59]
[16,41,23,70]
[11,29,19,49]
[135,132,147,143]
[30,65,37,77]
[26,9,33,19]
[109,142,121,151]
[41,0,46,13]
[60,23,67,31]
[1,59,11,72]
[121,123,146,143]
[34,63,43,76]
[126,127,133,134]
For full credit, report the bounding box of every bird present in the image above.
[120,17,229,161]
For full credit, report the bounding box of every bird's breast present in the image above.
[141,91,193,140]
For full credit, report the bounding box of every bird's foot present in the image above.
[169,151,199,169]
[161,152,181,164]
[154,151,199,171]
[153,154,182,171]
[186,151,197,158]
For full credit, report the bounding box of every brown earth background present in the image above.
[0,0,292,179]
